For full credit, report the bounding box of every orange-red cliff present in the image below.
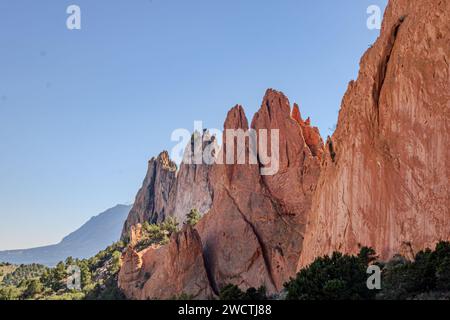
[119,0,450,299]
[300,0,450,267]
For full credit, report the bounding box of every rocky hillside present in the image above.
[119,0,449,300]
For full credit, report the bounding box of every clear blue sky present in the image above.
[0,0,387,250]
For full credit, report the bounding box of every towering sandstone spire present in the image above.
[122,151,177,236]
[119,91,323,298]
[195,90,322,294]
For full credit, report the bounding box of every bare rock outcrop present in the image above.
[122,135,217,239]
[299,0,450,267]
[122,151,177,239]
[292,103,324,159]
[167,130,217,224]
[118,246,144,296]
[119,0,450,300]
[118,226,214,299]
[120,91,323,298]
[196,90,323,294]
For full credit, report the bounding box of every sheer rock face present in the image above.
[167,131,217,224]
[122,151,177,239]
[118,246,144,298]
[196,91,323,294]
[299,0,450,267]
[122,133,217,238]
[118,226,214,300]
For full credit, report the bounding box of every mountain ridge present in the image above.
[0,204,131,266]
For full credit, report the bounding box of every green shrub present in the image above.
[380,241,450,299]
[171,292,195,300]
[161,217,180,235]
[219,284,267,300]
[110,251,122,274]
[39,262,66,292]
[45,291,85,300]
[186,209,201,226]
[84,275,125,300]
[219,284,244,300]
[2,263,47,287]
[0,286,22,300]
[135,219,180,251]
[284,247,377,300]
[21,279,43,299]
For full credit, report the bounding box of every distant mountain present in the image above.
[0,204,131,266]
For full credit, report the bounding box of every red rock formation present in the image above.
[122,151,177,239]
[196,91,323,294]
[118,246,144,296]
[118,226,214,299]
[122,134,217,239]
[119,0,449,300]
[128,224,143,247]
[167,130,217,224]
[299,0,450,267]
[120,92,323,298]
[196,105,278,293]
[292,103,324,159]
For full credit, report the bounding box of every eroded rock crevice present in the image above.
[373,18,405,127]
[222,187,277,290]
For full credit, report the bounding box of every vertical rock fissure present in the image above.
[373,18,405,126]
[222,187,277,290]
[328,137,336,162]
[201,246,219,296]
[146,163,158,223]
